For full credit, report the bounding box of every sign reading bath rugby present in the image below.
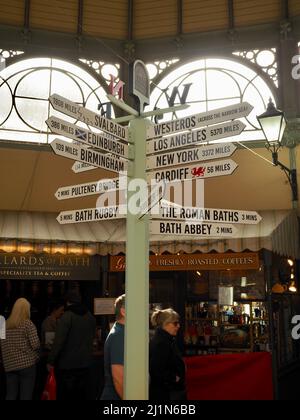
[147,102,253,139]
[129,60,150,113]
[51,138,128,173]
[155,202,262,225]
[0,253,100,281]
[55,177,121,200]
[57,205,126,224]
[148,159,238,183]
[147,143,237,170]
[146,121,245,154]
[49,94,128,141]
[150,220,238,237]
[46,116,129,159]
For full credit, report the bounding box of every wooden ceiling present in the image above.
[0,0,299,41]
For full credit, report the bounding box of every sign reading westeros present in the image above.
[0,253,100,280]
[110,252,260,272]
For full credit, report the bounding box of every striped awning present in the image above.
[0,210,298,258]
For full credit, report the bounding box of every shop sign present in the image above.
[146,143,237,170]
[49,93,128,141]
[146,122,244,154]
[46,116,129,159]
[94,298,115,315]
[110,252,260,272]
[147,159,238,183]
[147,102,253,139]
[51,138,128,173]
[0,253,100,281]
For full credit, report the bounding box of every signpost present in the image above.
[148,158,238,183]
[150,220,238,237]
[57,205,126,224]
[72,161,97,173]
[155,202,262,224]
[49,93,128,141]
[146,120,245,154]
[55,177,121,200]
[147,101,253,139]
[146,143,237,170]
[46,116,129,159]
[51,138,128,173]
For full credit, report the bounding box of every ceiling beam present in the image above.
[77,0,84,36]
[228,0,235,30]
[128,0,134,40]
[24,0,31,30]
[281,0,289,20]
[177,0,183,36]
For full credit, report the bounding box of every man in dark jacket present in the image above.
[47,290,96,400]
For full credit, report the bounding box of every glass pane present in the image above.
[0,79,13,124]
[207,70,240,100]
[15,69,51,99]
[51,70,83,103]
[15,98,49,131]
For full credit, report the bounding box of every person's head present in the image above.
[115,294,125,323]
[6,298,31,330]
[151,308,180,336]
[49,300,64,319]
[65,290,82,306]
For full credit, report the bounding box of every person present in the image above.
[149,308,186,401]
[0,298,40,400]
[47,290,96,400]
[41,300,64,350]
[100,294,125,400]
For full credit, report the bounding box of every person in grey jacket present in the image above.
[47,290,96,401]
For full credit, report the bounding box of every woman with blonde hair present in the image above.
[0,298,40,400]
[149,308,186,400]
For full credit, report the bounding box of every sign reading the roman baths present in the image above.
[0,253,100,280]
[110,252,260,272]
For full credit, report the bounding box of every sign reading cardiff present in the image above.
[51,138,128,173]
[148,159,238,183]
[146,120,245,154]
[155,202,262,225]
[49,94,128,141]
[46,116,129,159]
[150,220,238,237]
[57,205,126,224]
[147,143,237,170]
[129,60,150,114]
[147,102,253,139]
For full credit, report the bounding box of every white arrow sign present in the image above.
[51,138,128,174]
[72,162,97,173]
[148,159,238,183]
[57,205,126,224]
[146,143,237,170]
[46,116,129,159]
[154,202,262,224]
[55,177,123,200]
[150,220,238,237]
[49,94,128,142]
[147,102,253,139]
[146,120,245,154]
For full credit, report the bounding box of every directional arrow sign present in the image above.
[49,94,128,142]
[153,202,262,225]
[51,138,128,174]
[147,120,245,154]
[57,205,126,224]
[46,116,129,159]
[150,220,238,237]
[147,159,238,183]
[72,162,97,173]
[55,177,122,200]
[147,102,253,139]
[146,143,237,170]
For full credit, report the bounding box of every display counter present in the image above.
[185,351,273,400]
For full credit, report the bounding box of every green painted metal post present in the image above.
[124,117,149,400]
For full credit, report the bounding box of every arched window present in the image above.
[0,57,110,144]
[147,58,277,143]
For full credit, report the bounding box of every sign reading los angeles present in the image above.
[49,94,128,141]
[51,138,128,173]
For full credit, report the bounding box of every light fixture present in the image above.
[288,281,297,293]
[196,271,202,277]
[257,99,298,202]
[287,259,294,267]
